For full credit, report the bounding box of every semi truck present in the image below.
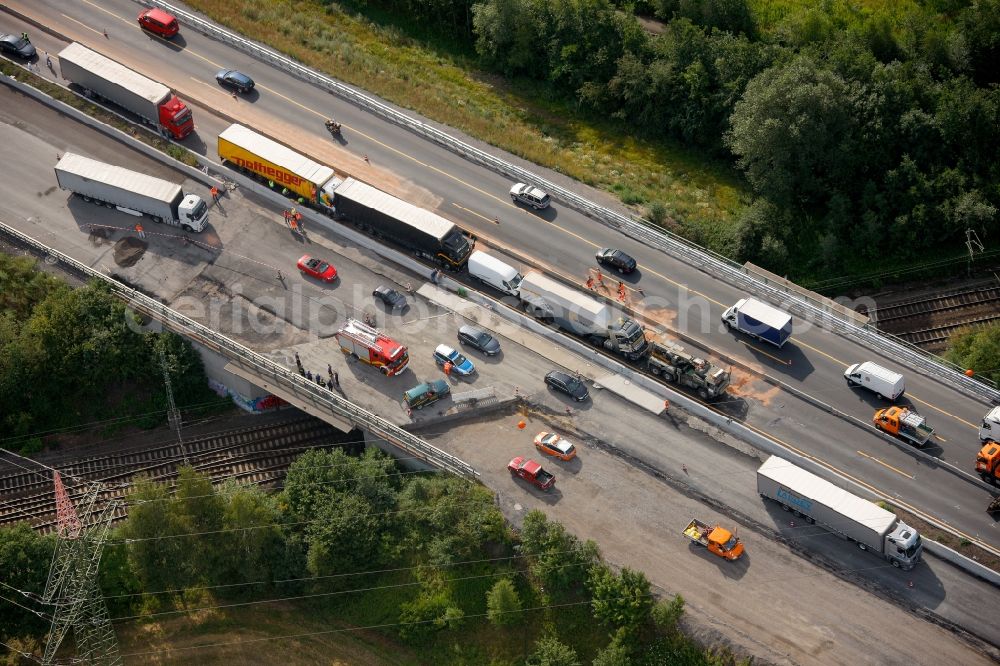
[647,341,730,400]
[518,271,649,361]
[976,440,1000,485]
[873,406,934,447]
[54,153,208,232]
[756,455,922,570]
[335,318,409,376]
[683,519,744,561]
[218,123,341,210]
[331,178,474,270]
[721,297,792,348]
[57,42,194,140]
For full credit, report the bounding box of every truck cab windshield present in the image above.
[172,108,192,127]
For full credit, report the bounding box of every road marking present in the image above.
[739,340,791,365]
[451,202,497,224]
[905,393,978,429]
[788,337,843,365]
[934,434,947,443]
[856,450,914,478]
[61,14,107,36]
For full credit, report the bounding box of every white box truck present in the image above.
[756,455,922,570]
[518,271,648,360]
[55,153,208,232]
[981,406,1000,442]
[721,297,792,347]
[467,251,523,296]
[844,362,905,401]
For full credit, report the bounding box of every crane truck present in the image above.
[335,318,409,376]
[647,341,730,400]
[757,455,922,569]
[57,42,194,140]
[873,406,934,447]
[54,153,208,232]
[518,271,648,361]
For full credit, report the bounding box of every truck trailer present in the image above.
[756,455,922,570]
[218,123,341,210]
[331,178,474,270]
[55,153,208,232]
[721,297,792,348]
[518,271,648,360]
[57,42,193,140]
[647,341,730,400]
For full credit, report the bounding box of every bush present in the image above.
[486,577,522,626]
[526,634,581,666]
[651,594,685,632]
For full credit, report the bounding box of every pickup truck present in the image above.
[873,406,934,447]
[683,519,744,561]
[508,456,555,491]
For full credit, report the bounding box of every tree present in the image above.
[588,566,653,638]
[945,322,1000,386]
[216,481,288,596]
[398,569,464,642]
[486,577,522,626]
[726,56,858,207]
[520,510,600,595]
[305,493,386,575]
[0,524,54,638]
[592,637,633,666]
[527,634,581,666]
[651,593,685,632]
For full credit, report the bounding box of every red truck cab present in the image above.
[508,456,555,491]
[138,8,180,38]
[159,94,193,139]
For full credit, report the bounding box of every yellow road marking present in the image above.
[452,203,498,224]
[906,393,978,428]
[934,434,947,443]
[61,14,107,36]
[739,340,792,365]
[856,450,914,478]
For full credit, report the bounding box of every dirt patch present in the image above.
[113,236,147,267]
[727,368,781,405]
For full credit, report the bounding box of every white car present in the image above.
[510,183,551,210]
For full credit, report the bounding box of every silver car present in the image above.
[510,183,550,210]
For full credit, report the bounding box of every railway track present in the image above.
[0,415,356,532]
[870,285,1000,348]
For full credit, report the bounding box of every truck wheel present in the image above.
[876,393,884,400]
[780,503,791,512]
[650,367,661,376]
[697,388,709,400]
[663,373,676,383]
[891,559,901,568]
[857,542,868,551]
[181,224,194,232]
[81,195,92,203]
[152,216,164,224]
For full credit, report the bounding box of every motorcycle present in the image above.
[325,120,342,137]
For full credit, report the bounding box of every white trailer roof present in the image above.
[758,456,895,534]
[56,152,181,203]
[58,42,169,106]
[334,178,455,240]
[740,298,792,330]
[219,124,335,188]
[520,272,608,320]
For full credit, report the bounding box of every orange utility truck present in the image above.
[683,519,745,561]
[335,318,409,376]
[873,406,934,447]
[976,440,1000,485]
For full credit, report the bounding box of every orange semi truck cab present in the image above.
[976,440,1000,485]
[683,519,744,561]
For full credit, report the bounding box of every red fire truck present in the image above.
[335,319,409,376]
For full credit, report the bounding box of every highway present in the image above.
[2,0,998,553]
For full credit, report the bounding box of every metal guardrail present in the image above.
[0,220,479,482]
[136,0,998,404]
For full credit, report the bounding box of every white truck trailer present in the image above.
[756,455,922,570]
[518,271,648,360]
[54,153,208,232]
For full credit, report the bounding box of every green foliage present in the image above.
[592,634,634,666]
[651,593,685,632]
[587,566,653,639]
[527,634,581,666]
[520,510,600,595]
[945,322,1000,386]
[398,569,465,642]
[0,524,54,639]
[486,577,522,626]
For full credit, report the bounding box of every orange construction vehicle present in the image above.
[873,406,934,447]
[335,318,409,376]
[976,440,1000,485]
[683,519,744,561]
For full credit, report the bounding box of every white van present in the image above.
[980,406,1000,442]
[467,251,523,297]
[844,362,905,401]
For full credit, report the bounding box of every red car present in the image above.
[297,255,337,282]
[138,8,179,38]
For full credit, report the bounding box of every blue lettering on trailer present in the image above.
[776,487,812,512]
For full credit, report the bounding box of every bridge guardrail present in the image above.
[0,219,479,482]
[126,0,998,404]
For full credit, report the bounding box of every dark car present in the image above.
[0,34,36,60]
[216,69,255,94]
[457,325,501,356]
[373,285,408,311]
[544,370,589,402]
[137,8,179,38]
[595,247,637,274]
[404,379,450,410]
